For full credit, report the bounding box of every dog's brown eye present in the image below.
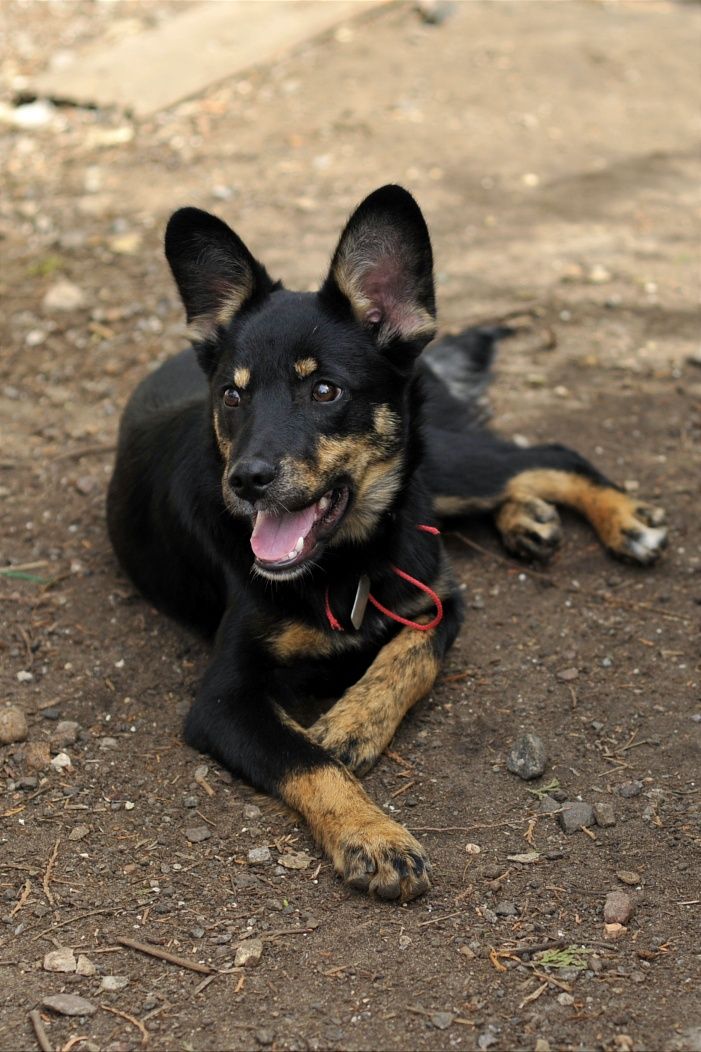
[312,381,342,403]
[223,388,241,409]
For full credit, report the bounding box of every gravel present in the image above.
[185,826,212,843]
[593,801,616,827]
[558,801,595,833]
[234,938,264,967]
[43,947,77,973]
[506,733,547,780]
[248,846,273,865]
[604,890,635,925]
[0,706,28,744]
[42,994,97,1016]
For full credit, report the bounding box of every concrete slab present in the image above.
[31,0,389,117]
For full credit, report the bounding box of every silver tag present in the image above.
[350,574,371,630]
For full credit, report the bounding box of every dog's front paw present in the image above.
[338,822,432,901]
[606,501,668,565]
[497,497,563,560]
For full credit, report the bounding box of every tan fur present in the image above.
[373,404,400,440]
[233,366,251,390]
[186,275,254,344]
[212,413,231,459]
[281,763,430,900]
[268,620,363,662]
[294,357,318,379]
[310,626,440,774]
[433,493,503,516]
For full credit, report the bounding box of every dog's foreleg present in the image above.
[309,598,461,775]
[185,608,431,901]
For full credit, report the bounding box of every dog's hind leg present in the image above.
[426,432,668,564]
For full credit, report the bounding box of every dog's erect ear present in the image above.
[321,185,436,357]
[165,207,274,354]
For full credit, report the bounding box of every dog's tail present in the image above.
[422,325,511,429]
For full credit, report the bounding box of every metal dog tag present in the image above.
[350,574,371,630]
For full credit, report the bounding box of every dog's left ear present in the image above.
[321,185,436,358]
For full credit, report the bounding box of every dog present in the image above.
[107,185,667,902]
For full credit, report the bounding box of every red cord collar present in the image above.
[324,524,443,633]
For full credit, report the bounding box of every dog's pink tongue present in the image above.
[250,505,317,563]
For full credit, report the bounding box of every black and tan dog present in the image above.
[107,185,667,901]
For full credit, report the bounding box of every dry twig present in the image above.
[115,935,214,975]
[28,1010,52,1052]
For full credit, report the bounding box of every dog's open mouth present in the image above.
[250,486,350,573]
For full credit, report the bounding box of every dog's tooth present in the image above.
[294,536,305,555]
[318,495,331,513]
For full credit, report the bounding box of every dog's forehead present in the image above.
[231,290,364,379]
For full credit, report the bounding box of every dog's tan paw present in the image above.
[337,822,431,901]
[309,723,381,776]
[497,497,562,560]
[608,501,668,565]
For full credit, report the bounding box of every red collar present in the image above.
[324,524,443,633]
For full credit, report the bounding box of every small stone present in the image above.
[416,0,455,25]
[51,720,80,747]
[42,994,97,1017]
[76,955,96,976]
[458,944,476,959]
[100,737,118,750]
[431,1011,454,1030]
[588,956,604,973]
[41,708,61,720]
[75,475,98,496]
[557,992,575,1006]
[16,670,34,683]
[593,802,616,827]
[618,780,643,798]
[604,922,626,940]
[17,776,38,790]
[255,1029,275,1047]
[506,733,547,780]
[588,264,611,284]
[604,891,634,925]
[558,801,594,833]
[24,741,51,771]
[42,279,87,313]
[234,938,263,967]
[185,826,211,843]
[183,795,198,808]
[50,751,72,770]
[44,947,77,973]
[68,824,90,842]
[538,795,561,815]
[535,1041,551,1052]
[243,804,262,821]
[557,667,579,682]
[0,706,28,744]
[100,975,128,992]
[494,901,518,917]
[190,927,205,939]
[248,846,272,865]
[616,870,641,886]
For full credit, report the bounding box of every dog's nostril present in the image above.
[229,457,277,496]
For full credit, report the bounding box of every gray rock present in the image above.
[42,994,96,1016]
[255,1029,275,1047]
[248,846,272,865]
[100,975,129,992]
[593,801,616,827]
[243,803,262,820]
[618,780,643,798]
[68,824,90,842]
[42,279,87,313]
[494,901,518,917]
[43,947,77,973]
[506,734,547,780]
[234,938,263,967]
[431,1011,454,1030]
[558,801,594,833]
[185,826,211,843]
[51,720,80,747]
[538,795,561,815]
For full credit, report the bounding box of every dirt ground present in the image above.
[1,2,700,1050]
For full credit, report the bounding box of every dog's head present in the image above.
[165,185,436,580]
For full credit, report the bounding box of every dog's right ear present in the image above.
[165,208,274,370]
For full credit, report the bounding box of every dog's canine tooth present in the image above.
[318,495,331,513]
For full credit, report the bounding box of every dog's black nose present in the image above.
[229,457,277,501]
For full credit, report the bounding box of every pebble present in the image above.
[557,667,579,682]
[44,947,77,973]
[431,1011,454,1030]
[234,938,264,967]
[23,741,51,771]
[243,804,262,820]
[75,475,98,496]
[100,975,129,992]
[558,801,594,833]
[538,795,561,815]
[248,846,272,865]
[51,720,80,747]
[616,870,641,886]
[68,824,90,842]
[183,795,198,808]
[593,801,616,827]
[277,851,312,870]
[185,826,211,843]
[535,1041,551,1052]
[0,706,28,744]
[50,751,72,770]
[41,708,61,720]
[494,901,518,917]
[42,279,87,313]
[604,922,626,940]
[76,955,96,976]
[506,733,547,780]
[618,780,643,798]
[42,994,97,1017]
[604,891,634,925]
[99,737,119,750]
[557,992,575,1006]
[255,1029,275,1047]
[16,670,34,683]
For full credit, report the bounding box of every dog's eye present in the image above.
[222,387,241,409]
[312,381,342,404]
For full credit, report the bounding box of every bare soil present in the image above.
[1,2,700,1050]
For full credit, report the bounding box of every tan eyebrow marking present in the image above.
[233,366,251,390]
[294,357,318,380]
